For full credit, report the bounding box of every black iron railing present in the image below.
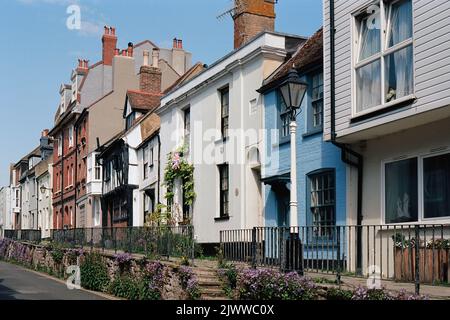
[49,225,195,260]
[220,224,450,291]
[3,229,42,243]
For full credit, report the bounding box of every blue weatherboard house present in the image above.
[258,28,346,257]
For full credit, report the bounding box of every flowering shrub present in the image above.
[237,268,317,300]
[178,266,201,299]
[0,238,11,258]
[114,252,133,273]
[142,261,165,300]
[351,286,428,300]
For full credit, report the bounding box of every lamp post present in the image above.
[278,68,308,233]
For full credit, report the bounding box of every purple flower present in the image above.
[114,252,133,265]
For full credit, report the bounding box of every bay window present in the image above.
[384,152,450,223]
[354,0,413,115]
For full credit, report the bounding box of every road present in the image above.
[0,261,109,300]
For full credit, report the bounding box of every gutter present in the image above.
[329,0,363,274]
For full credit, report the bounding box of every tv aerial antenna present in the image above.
[216,0,244,20]
[216,0,278,21]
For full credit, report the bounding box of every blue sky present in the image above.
[0,0,322,186]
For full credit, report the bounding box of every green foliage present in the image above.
[163,148,196,208]
[80,252,110,292]
[50,247,64,265]
[109,275,141,300]
[326,288,353,300]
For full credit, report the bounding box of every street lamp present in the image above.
[278,68,308,232]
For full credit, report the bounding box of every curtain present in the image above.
[385,158,418,223]
[356,60,381,112]
[386,0,413,100]
[359,16,381,61]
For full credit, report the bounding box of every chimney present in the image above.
[232,0,276,49]
[40,129,53,160]
[76,59,89,74]
[102,26,118,66]
[127,42,134,57]
[152,48,160,68]
[139,49,161,94]
[41,129,49,137]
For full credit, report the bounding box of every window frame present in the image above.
[277,91,291,144]
[307,169,337,241]
[143,144,149,180]
[218,163,230,219]
[68,126,74,148]
[184,107,191,149]
[351,0,415,118]
[220,87,230,139]
[381,149,450,225]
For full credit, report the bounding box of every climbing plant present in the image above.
[163,147,196,210]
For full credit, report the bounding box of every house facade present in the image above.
[158,0,307,245]
[0,186,11,237]
[324,0,450,276]
[259,29,347,238]
[35,157,53,238]
[49,26,193,230]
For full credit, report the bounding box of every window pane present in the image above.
[385,45,413,102]
[385,158,418,223]
[356,59,381,112]
[424,153,450,219]
[388,0,413,48]
[359,14,381,61]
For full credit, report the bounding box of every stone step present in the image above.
[202,295,231,300]
[197,279,222,287]
[201,287,226,297]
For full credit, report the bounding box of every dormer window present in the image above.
[71,75,78,103]
[60,93,66,115]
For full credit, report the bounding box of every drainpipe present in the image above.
[329,0,364,275]
[157,133,161,206]
[60,129,65,230]
[74,124,78,229]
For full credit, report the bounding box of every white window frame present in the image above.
[71,75,78,103]
[381,148,450,225]
[68,126,74,148]
[351,0,415,118]
[57,134,63,156]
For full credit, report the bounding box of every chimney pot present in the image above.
[152,48,160,68]
[127,42,134,57]
[177,39,183,49]
[143,50,150,66]
[173,38,178,49]
[102,26,118,65]
[114,48,120,56]
[42,129,49,137]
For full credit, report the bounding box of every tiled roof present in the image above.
[269,28,323,83]
[127,90,162,112]
[140,113,161,144]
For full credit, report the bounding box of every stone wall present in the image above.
[0,238,186,300]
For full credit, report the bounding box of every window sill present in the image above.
[215,216,230,222]
[302,128,323,138]
[351,94,416,121]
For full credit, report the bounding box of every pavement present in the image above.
[0,261,112,300]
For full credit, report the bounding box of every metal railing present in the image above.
[220,224,450,291]
[4,229,42,243]
[49,225,195,260]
